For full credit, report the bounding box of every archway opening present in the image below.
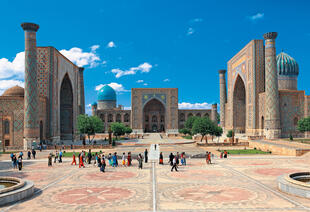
[60,74,73,141]
[233,75,246,133]
[143,98,165,133]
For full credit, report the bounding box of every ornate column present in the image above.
[78,67,85,115]
[211,103,218,123]
[21,22,40,149]
[218,70,227,128]
[263,32,281,139]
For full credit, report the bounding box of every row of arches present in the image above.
[179,113,209,122]
[99,113,130,123]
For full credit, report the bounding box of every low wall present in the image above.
[46,144,112,150]
[248,140,310,156]
[196,142,249,147]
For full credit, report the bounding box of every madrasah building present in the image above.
[219,32,310,139]
[91,87,218,134]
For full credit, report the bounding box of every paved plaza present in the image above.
[1,137,310,212]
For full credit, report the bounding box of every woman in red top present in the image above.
[79,153,85,168]
[71,152,76,165]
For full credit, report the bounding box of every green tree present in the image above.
[179,128,191,136]
[110,122,126,139]
[226,130,233,138]
[215,126,223,142]
[297,117,310,133]
[192,117,214,142]
[185,116,199,131]
[124,126,133,136]
[77,114,104,144]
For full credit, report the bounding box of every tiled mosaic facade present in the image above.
[0,23,85,149]
[93,88,217,134]
[220,32,310,138]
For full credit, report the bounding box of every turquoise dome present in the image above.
[277,52,299,76]
[97,85,116,101]
[91,102,97,106]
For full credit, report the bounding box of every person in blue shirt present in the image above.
[59,150,63,163]
[112,152,118,167]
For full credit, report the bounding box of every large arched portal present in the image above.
[143,98,165,133]
[60,74,73,140]
[233,75,246,133]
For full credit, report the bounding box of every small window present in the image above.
[4,120,9,134]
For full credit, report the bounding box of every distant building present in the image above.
[219,32,310,139]
[0,23,85,149]
[92,86,218,133]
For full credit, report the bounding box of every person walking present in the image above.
[144,149,148,163]
[100,155,106,172]
[208,152,211,164]
[159,152,164,165]
[32,149,36,159]
[19,151,23,160]
[154,144,157,150]
[94,153,98,165]
[79,152,85,168]
[206,151,209,164]
[71,152,77,165]
[176,152,180,165]
[122,152,126,166]
[12,154,17,169]
[18,155,23,171]
[107,153,111,166]
[54,151,58,163]
[112,152,118,167]
[48,153,53,167]
[183,152,187,166]
[88,149,92,164]
[127,152,132,166]
[138,154,143,169]
[27,151,31,160]
[171,156,178,172]
[224,150,228,158]
[59,150,63,163]
[169,153,174,166]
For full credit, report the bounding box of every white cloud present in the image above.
[60,46,100,68]
[0,51,25,80]
[0,79,24,95]
[187,27,195,35]
[107,41,116,48]
[124,106,131,110]
[102,61,107,65]
[178,102,212,109]
[190,18,203,23]
[249,13,264,21]
[143,83,148,86]
[163,78,170,82]
[111,62,152,78]
[95,82,129,93]
[91,45,100,51]
[136,80,144,83]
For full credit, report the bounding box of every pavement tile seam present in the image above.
[218,163,310,211]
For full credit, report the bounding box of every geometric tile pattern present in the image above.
[24,31,39,133]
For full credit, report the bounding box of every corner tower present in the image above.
[21,22,40,148]
[263,32,281,139]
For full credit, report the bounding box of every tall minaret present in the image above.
[218,70,227,128]
[263,32,281,139]
[21,23,40,148]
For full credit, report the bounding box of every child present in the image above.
[122,152,126,166]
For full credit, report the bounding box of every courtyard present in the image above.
[1,136,310,211]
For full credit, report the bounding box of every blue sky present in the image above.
[0,0,309,114]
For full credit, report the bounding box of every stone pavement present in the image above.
[1,143,310,211]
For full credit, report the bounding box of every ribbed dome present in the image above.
[277,52,299,76]
[97,85,116,101]
[2,86,24,97]
[91,102,97,106]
